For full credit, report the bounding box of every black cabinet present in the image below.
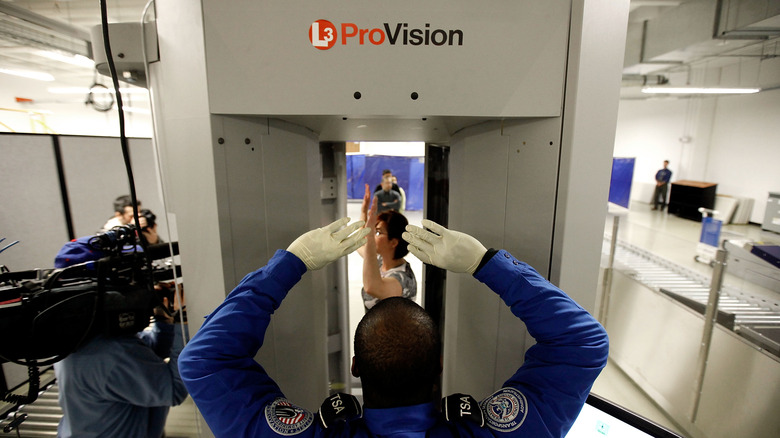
[668,180,717,222]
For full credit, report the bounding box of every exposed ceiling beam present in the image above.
[629,1,683,13]
[0,0,91,42]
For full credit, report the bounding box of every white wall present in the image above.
[613,88,780,223]
[707,90,780,223]
[357,141,425,157]
[0,74,152,137]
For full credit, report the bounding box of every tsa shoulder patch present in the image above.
[479,388,529,433]
[265,397,314,436]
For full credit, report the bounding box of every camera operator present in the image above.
[101,195,140,232]
[100,196,160,245]
[52,236,188,438]
[138,208,161,245]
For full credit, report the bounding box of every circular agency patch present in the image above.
[479,388,529,432]
[265,398,314,435]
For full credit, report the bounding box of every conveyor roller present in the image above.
[604,237,780,358]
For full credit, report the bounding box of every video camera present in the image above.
[0,226,181,368]
[138,208,156,232]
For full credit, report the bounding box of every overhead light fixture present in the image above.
[47,87,149,95]
[32,50,95,69]
[123,107,151,115]
[0,68,54,81]
[641,87,760,95]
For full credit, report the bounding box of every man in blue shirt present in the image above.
[653,160,673,211]
[53,236,189,438]
[179,218,608,438]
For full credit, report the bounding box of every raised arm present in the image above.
[361,198,402,301]
[178,218,369,437]
[403,220,608,438]
[474,250,608,437]
[357,184,372,258]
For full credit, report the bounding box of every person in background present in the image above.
[358,184,416,310]
[138,208,161,245]
[101,195,140,231]
[391,175,406,214]
[373,169,400,195]
[372,176,402,214]
[178,216,608,438]
[652,160,673,211]
[100,195,160,244]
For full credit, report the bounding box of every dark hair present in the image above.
[377,210,409,259]
[354,297,441,408]
[113,195,140,213]
[382,169,392,176]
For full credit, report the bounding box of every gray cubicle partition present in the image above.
[0,133,160,272]
[0,133,69,271]
[57,136,164,238]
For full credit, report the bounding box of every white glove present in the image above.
[402,219,487,274]
[287,218,371,270]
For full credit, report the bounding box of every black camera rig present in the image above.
[0,226,180,405]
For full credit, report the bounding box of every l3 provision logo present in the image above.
[309,20,464,50]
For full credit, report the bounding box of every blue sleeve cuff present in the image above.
[473,249,539,295]
[269,249,307,287]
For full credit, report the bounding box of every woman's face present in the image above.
[374,220,395,257]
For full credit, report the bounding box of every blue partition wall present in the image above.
[346,155,424,211]
[608,157,635,209]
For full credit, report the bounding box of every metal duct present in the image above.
[621,73,670,86]
[0,1,91,57]
[716,0,780,39]
[0,17,89,58]
[624,0,780,75]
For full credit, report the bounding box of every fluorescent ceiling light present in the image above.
[33,50,95,68]
[123,107,151,114]
[641,87,760,95]
[48,87,149,95]
[0,68,54,81]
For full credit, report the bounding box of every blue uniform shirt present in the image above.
[655,168,672,184]
[179,250,608,438]
[55,322,188,438]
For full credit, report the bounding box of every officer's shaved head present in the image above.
[354,297,442,408]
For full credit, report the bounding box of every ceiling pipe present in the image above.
[0,1,91,51]
[622,73,669,86]
[625,0,780,71]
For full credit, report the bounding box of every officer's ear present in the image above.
[351,356,360,378]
